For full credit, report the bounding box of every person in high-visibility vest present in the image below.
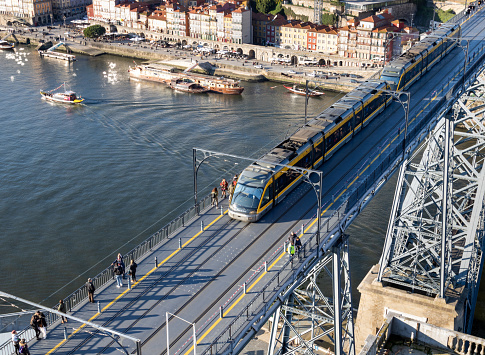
[287,242,295,259]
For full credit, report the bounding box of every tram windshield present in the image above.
[379,74,400,90]
[231,174,265,210]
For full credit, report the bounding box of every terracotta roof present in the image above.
[252,12,271,21]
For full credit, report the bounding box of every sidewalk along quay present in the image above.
[0,25,378,92]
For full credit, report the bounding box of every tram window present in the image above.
[365,98,377,116]
[261,183,272,207]
[275,174,286,195]
[341,120,351,139]
[314,141,323,161]
[295,150,312,168]
[355,108,363,127]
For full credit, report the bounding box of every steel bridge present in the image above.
[2,7,485,355]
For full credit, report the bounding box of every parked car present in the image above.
[254,64,263,69]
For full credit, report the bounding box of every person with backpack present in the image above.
[19,339,30,355]
[35,311,47,339]
[86,278,96,303]
[113,253,125,279]
[114,262,123,288]
[228,183,235,203]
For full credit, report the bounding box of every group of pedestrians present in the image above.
[211,175,238,207]
[10,253,141,353]
[30,310,47,340]
[11,330,30,354]
[112,253,138,288]
[287,231,302,259]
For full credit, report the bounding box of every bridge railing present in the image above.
[0,193,214,354]
[185,46,485,354]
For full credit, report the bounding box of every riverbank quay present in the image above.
[1,28,377,92]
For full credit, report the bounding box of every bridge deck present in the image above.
[22,8,485,355]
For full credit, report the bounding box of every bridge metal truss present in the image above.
[267,235,354,355]
[377,72,485,332]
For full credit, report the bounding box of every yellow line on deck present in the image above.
[46,210,227,355]
[180,65,467,354]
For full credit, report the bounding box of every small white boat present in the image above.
[283,84,324,97]
[0,40,14,50]
[40,83,84,104]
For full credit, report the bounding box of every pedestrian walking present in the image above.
[114,262,123,288]
[19,339,30,355]
[129,259,137,283]
[11,330,19,355]
[294,235,302,256]
[36,310,47,339]
[228,183,235,203]
[30,312,40,340]
[232,174,238,186]
[211,187,219,207]
[86,278,95,303]
[220,178,228,199]
[58,299,67,323]
[288,231,297,244]
[287,242,295,259]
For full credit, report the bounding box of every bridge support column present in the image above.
[266,234,355,355]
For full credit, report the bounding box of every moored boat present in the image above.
[283,84,324,97]
[128,63,244,94]
[40,83,84,104]
[168,78,209,93]
[128,64,177,84]
[180,73,244,95]
[0,40,14,50]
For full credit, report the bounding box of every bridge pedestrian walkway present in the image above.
[24,197,236,354]
[21,183,349,355]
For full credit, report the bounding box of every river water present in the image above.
[1,46,484,338]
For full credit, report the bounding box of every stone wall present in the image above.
[283,4,315,22]
[355,264,466,353]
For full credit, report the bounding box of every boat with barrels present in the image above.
[169,78,209,94]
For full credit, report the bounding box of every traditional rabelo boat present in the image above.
[40,83,84,104]
[283,84,324,97]
[168,78,209,94]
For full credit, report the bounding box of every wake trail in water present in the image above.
[82,105,185,158]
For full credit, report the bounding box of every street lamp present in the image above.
[381,90,410,158]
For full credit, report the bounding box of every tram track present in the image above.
[63,182,323,354]
[50,11,485,355]
[92,57,466,355]
[155,23,485,355]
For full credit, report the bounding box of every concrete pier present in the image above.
[355,265,467,352]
